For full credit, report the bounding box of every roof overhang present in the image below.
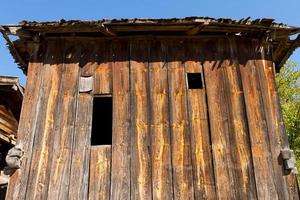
[1,17,300,73]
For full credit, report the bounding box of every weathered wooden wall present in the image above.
[0,76,23,143]
[6,38,299,200]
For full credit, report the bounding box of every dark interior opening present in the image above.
[187,73,203,89]
[0,142,13,198]
[91,96,112,145]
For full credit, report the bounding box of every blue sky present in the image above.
[1,0,300,85]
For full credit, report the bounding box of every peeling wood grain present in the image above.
[149,41,173,200]
[110,40,131,200]
[130,40,152,200]
[167,40,194,200]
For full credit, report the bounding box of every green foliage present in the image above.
[276,61,300,170]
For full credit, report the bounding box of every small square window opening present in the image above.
[187,73,203,89]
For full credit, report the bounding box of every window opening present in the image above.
[91,96,112,145]
[187,73,203,89]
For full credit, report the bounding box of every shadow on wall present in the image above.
[17,37,271,73]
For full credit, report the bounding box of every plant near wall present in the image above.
[276,61,300,170]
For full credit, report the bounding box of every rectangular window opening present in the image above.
[91,96,112,145]
[187,73,203,89]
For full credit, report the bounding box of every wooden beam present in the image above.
[0,30,28,68]
[186,25,205,35]
[0,130,16,145]
[1,26,32,38]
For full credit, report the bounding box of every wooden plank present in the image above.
[80,42,95,77]
[24,40,63,199]
[46,41,81,199]
[167,40,194,200]
[0,105,18,135]
[5,43,44,200]
[69,44,95,199]
[202,39,236,199]
[88,146,111,200]
[0,131,16,145]
[237,39,278,199]
[110,40,131,200]
[94,41,112,94]
[225,38,257,198]
[184,40,216,199]
[149,41,173,200]
[287,174,300,199]
[255,42,291,199]
[202,38,256,199]
[69,93,93,200]
[130,40,152,200]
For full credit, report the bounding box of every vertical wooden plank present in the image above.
[149,41,173,200]
[69,42,95,200]
[46,41,81,199]
[255,43,291,199]
[130,40,152,200]
[110,40,131,200]
[69,93,93,200]
[237,39,278,199]
[225,38,257,198]
[94,41,112,94]
[202,39,236,199]
[167,40,194,200]
[80,42,95,77]
[6,43,44,200]
[287,174,300,199]
[88,146,111,200]
[203,39,258,199]
[184,40,216,199]
[25,40,64,199]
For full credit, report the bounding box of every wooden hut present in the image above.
[1,17,300,199]
[0,76,23,198]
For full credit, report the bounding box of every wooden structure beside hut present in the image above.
[0,76,23,146]
[0,76,23,198]
[1,17,300,199]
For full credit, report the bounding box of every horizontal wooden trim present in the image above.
[90,144,112,149]
[0,130,16,145]
[93,94,112,98]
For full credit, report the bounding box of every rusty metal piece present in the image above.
[281,148,298,174]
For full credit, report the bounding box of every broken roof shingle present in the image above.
[1,17,299,73]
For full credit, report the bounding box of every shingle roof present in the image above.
[1,17,300,73]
